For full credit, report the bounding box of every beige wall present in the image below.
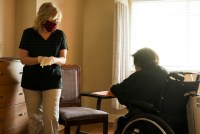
[0,0,126,121]
[83,0,114,92]
[0,0,16,57]
[15,0,36,56]
[57,0,84,67]
[0,0,35,57]
[82,0,127,119]
[0,0,4,56]
[82,0,113,110]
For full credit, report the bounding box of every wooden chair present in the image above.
[59,64,108,134]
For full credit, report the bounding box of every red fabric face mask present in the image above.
[43,20,57,32]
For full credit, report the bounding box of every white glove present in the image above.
[40,56,56,68]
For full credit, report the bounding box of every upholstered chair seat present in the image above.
[59,64,108,134]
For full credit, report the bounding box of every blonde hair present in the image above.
[33,2,62,31]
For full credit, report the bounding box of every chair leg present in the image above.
[103,119,108,134]
[64,124,70,134]
[75,125,80,134]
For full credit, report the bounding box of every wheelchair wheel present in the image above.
[122,114,174,134]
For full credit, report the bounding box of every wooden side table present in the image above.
[81,91,115,110]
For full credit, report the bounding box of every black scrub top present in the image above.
[19,28,67,90]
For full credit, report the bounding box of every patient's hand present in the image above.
[108,90,115,97]
[91,90,115,97]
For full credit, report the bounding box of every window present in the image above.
[130,0,200,71]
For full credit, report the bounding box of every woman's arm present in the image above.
[54,49,67,65]
[19,49,39,65]
[19,48,67,66]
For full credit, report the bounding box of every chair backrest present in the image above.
[60,64,81,107]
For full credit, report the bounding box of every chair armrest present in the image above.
[81,91,115,110]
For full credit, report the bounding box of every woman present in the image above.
[19,2,67,134]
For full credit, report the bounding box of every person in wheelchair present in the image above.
[109,47,168,134]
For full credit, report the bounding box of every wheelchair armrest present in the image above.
[129,100,161,116]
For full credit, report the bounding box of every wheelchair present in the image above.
[119,72,200,134]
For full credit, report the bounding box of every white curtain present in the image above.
[112,0,131,110]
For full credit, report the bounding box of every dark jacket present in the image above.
[110,65,168,109]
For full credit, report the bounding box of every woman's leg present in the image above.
[42,89,61,134]
[23,89,43,134]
